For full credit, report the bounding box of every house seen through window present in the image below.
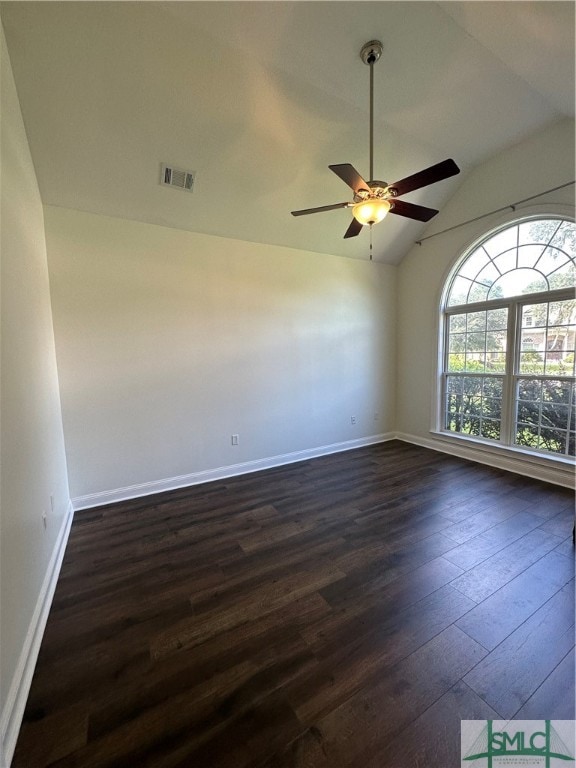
[441,217,576,458]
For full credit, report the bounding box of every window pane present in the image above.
[517,244,545,268]
[468,282,489,303]
[447,275,473,306]
[519,351,545,374]
[491,270,548,298]
[449,314,466,333]
[518,378,541,400]
[483,377,503,399]
[483,227,518,258]
[515,424,540,449]
[449,333,466,353]
[549,299,576,326]
[466,311,486,331]
[445,374,502,443]
[549,262,576,290]
[476,263,500,286]
[536,247,569,274]
[457,249,490,280]
[520,219,561,247]
[465,358,486,373]
[487,308,508,331]
[486,328,506,371]
[549,220,576,257]
[563,356,576,377]
[448,353,464,372]
[488,354,506,372]
[540,430,567,454]
[543,379,571,404]
[462,416,480,436]
[481,419,501,440]
[485,332,504,351]
[515,378,575,456]
[467,332,485,353]
[522,303,547,328]
[521,332,536,351]
[493,251,517,274]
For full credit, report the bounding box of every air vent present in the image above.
[160,163,195,192]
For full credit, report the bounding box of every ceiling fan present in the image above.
[291,40,460,239]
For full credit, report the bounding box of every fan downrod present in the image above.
[289,37,460,237]
[360,40,383,65]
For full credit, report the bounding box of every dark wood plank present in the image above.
[443,510,548,570]
[10,704,88,768]
[442,504,538,544]
[515,649,575,719]
[150,562,345,658]
[317,554,463,614]
[88,595,326,740]
[287,585,477,726]
[464,579,575,717]
[450,527,563,602]
[286,626,487,767]
[256,726,332,768]
[365,680,500,768]
[455,550,574,649]
[555,534,576,558]
[539,506,576,538]
[11,441,575,768]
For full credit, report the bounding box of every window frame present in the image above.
[437,215,576,464]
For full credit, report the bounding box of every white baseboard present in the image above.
[0,500,74,768]
[73,433,396,510]
[396,431,575,489]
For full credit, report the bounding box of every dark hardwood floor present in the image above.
[13,441,575,768]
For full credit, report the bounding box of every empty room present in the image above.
[1,2,574,767]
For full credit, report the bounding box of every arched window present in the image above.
[441,217,576,458]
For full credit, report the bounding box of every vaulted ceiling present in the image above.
[1,1,574,264]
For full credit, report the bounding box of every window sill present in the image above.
[426,429,575,487]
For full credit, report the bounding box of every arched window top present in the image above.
[446,218,576,307]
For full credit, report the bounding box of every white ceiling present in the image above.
[1,1,574,264]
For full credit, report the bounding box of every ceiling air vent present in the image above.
[160,163,195,192]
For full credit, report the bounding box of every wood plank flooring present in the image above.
[12,441,575,768]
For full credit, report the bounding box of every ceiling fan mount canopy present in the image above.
[290,38,461,240]
[359,40,383,66]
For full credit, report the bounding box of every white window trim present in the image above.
[431,210,576,476]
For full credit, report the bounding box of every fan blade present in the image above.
[389,158,460,197]
[343,218,363,239]
[390,199,438,222]
[329,164,370,194]
[291,202,350,217]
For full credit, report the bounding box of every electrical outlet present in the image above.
[350,416,357,425]
[231,434,239,446]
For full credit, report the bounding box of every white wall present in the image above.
[0,25,71,766]
[396,118,575,485]
[44,206,396,506]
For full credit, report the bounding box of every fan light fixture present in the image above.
[290,39,461,246]
[353,198,391,225]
